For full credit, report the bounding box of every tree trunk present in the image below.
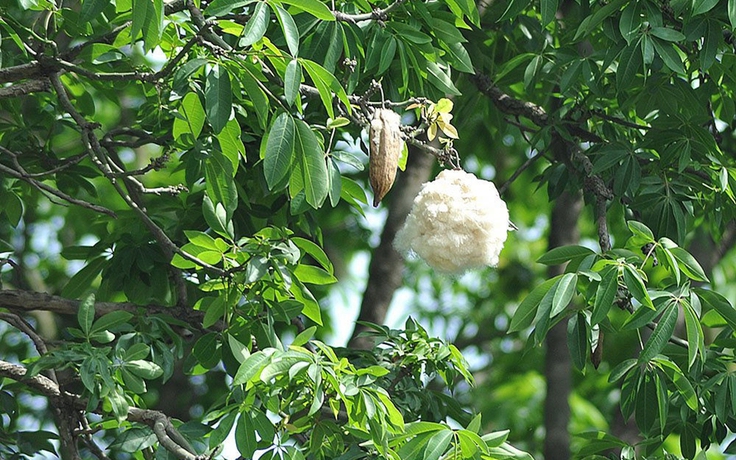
[348,147,434,349]
[544,190,582,460]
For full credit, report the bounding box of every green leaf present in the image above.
[294,119,329,208]
[173,92,206,143]
[291,326,317,347]
[616,43,642,93]
[397,432,433,460]
[387,22,432,44]
[290,279,322,325]
[293,264,337,285]
[537,245,595,265]
[426,60,461,96]
[284,59,302,106]
[233,350,271,385]
[241,1,269,47]
[497,0,531,22]
[592,268,618,325]
[692,0,719,15]
[209,411,237,446]
[619,2,640,45]
[669,247,708,282]
[120,369,146,395]
[567,312,588,370]
[639,303,677,363]
[655,357,698,410]
[240,69,269,129]
[273,4,299,56]
[1,190,23,227]
[424,429,453,460]
[696,289,736,331]
[235,413,257,458]
[80,0,110,22]
[378,37,397,75]
[327,157,341,207]
[509,277,558,332]
[609,358,637,383]
[301,59,350,119]
[62,257,107,299]
[203,296,227,329]
[729,0,736,29]
[193,332,221,369]
[292,237,332,274]
[203,195,234,239]
[682,303,704,369]
[540,0,558,26]
[111,427,157,452]
[125,360,163,379]
[124,343,150,361]
[90,311,133,336]
[78,293,96,336]
[278,0,334,20]
[204,0,255,16]
[263,113,295,190]
[573,0,627,41]
[205,65,232,134]
[652,38,686,74]
[205,152,238,216]
[650,26,685,42]
[623,265,654,309]
[701,19,720,70]
[551,273,577,317]
[443,41,474,73]
[635,370,657,433]
[216,118,246,169]
[323,22,344,73]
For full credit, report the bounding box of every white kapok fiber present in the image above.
[394,169,509,274]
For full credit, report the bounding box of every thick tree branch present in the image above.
[0,289,204,324]
[469,72,602,143]
[0,78,50,98]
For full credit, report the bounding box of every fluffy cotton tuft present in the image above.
[394,169,509,274]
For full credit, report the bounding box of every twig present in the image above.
[498,149,547,195]
[590,109,650,131]
[333,0,407,23]
[187,0,232,51]
[0,148,117,217]
[0,312,51,356]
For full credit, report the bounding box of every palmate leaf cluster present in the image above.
[3,0,736,459]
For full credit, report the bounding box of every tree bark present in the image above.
[544,190,582,460]
[348,146,434,349]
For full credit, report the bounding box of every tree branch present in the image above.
[333,0,407,23]
[0,289,203,323]
[0,359,205,460]
[0,147,117,217]
[0,78,50,98]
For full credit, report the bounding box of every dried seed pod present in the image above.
[369,108,403,206]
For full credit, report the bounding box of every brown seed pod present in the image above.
[369,108,403,206]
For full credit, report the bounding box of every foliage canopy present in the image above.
[3,0,736,459]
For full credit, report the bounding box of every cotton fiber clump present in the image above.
[394,169,509,274]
